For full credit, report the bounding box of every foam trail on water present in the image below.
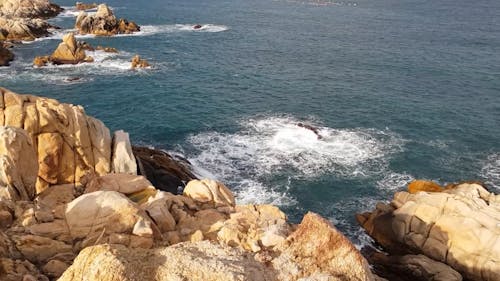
[187,116,404,206]
[481,153,500,191]
[376,172,414,191]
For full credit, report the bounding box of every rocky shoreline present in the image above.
[0,1,498,281]
[0,86,497,281]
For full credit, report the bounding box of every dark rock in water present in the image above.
[297,122,322,140]
[132,146,197,194]
[0,43,14,66]
[193,24,202,29]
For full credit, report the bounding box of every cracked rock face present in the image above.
[75,4,140,36]
[0,0,62,19]
[0,87,112,193]
[357,183,500,281]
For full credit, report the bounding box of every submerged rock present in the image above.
[130,54,150,68]
[75,4,140,36]
[357,182,500,281]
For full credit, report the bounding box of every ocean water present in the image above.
[1,0,499,246]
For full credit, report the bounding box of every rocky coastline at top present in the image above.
[0,0,145,68]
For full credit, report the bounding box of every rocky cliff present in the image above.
[0,88,376,281]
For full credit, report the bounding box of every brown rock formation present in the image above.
[75,2,97,11]
[357,182,500,281]
[0,126,38,201]
[0,16,52,41]
[0,87,112,193]
[0,43,14,66]
[133,146,197,194]
[50,32,93,65]
[75,4,140,36]
[0,0,62,19]
[130,54,150,68]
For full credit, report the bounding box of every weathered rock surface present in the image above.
[111,130,137,174]
[0,0,62,19]
[75,4,139,36]
[274,212,374,281]
[366,251,462,281]
[0,88,112,193]
[130,54,150,68]
[0,126,38,201]
[0,43,14,66]
[84,173,154,196]
[133,146,197,194]
[0,16,52,40]
[357,182,500,281]
[34,33,93,66]
[59,241,276,281]
[75,2,97,11]
[184,178,235,208]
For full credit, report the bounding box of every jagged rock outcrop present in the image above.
[183,178,235,208]
[34,33,94,66]
[130,54,150,68]
[0,16,52,40]
[133,146,197,194]
[0,0,62,19]
[0,43,14,66]
[0,126,38,201]
[75,2,97,11]
[111,130,137,174]
[274,212,374,281]
[0,88,112,193]
[357,182,500,281]
[75,4,140,36]
[58,241,277,281]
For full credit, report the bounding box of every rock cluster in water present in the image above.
[33,32,94,66]
[0,0,61,41]
[0,88,375,281]
[75,4,140,36]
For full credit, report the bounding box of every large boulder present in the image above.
[133,146,197,194]
[65,191,157,250]
[183,179,235,208]
[49,32,92,65]
[0,88,112,193]
[84,173,155,196]
[0,0,62,18]
[357,182,500,281]
[75,4,140,36]
[0,126,38,201]
[273,212,374,281]
[58,241,276,281]
[34,32,93,66]
[111,130,137,174]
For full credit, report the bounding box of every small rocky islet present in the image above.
[0,1,499,281]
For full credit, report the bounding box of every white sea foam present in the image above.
[131,24,229,36]
[481,153,500,191]
[187,116,404,205]
[376,172,414,191]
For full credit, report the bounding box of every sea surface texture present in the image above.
[1,0,499,245]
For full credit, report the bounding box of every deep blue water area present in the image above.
[1,0,499,245]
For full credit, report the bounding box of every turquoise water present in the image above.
[1,0,499,245]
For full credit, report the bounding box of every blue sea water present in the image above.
[1,0,499,245]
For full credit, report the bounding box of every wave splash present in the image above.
[187,116,405,205]
[481,153,500,191]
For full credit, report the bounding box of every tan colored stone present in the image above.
[49,33,87,65]
[12,235,73,264]
[183,179,235,208]
[131,55,150,68]
[58,241,276,281]
[0,127,38,201]
[273,212,374,281]
[42,259,68,278]
[111,130,137,174]
[84,173,153,195]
